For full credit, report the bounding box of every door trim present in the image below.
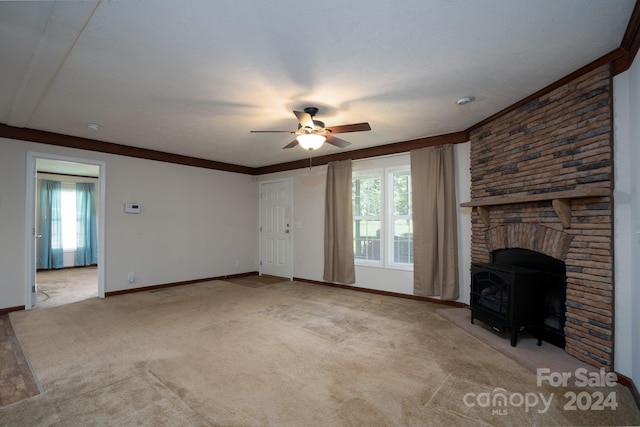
[25,151,106,309]
[259,178,293,279]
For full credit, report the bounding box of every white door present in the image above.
[260,180,292,278]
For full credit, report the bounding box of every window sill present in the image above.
[355,263,413,272]
[355,261,383,269]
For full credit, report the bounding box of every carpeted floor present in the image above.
[2,278,639,426]
[35,267,98,309]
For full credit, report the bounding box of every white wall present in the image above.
[259,144,472,300]
[0,139,30,308]
[613,61,640,384]
[103,156,257,291]
[0,137,258,309]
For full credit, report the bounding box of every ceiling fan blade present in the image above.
[294,111,315,129]
[325,135,351,148]
[283,139,299,149]
[326,122,371,134]
[250,130,295,133]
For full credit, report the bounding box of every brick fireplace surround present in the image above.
[467,64,613,369]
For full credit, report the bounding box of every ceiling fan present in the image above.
[250,107,371,151]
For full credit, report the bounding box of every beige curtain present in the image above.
[323,160,356,284]
[411,144,459,300]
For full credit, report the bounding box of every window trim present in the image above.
[386,166,413,271]
[352,165,413,271]
[352,169,384,268]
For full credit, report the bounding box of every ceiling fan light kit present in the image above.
[251,106,371,151]
[297,133,326,151]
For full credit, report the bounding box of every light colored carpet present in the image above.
[3,279,639,426]
[35,267,98,309]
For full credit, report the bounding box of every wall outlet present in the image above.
[128,272,134,283]
[234,260,240,268]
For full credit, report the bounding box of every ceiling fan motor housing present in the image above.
[297,120,326,133]
[303,107,319,116]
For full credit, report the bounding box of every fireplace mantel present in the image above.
[460,187,610,228]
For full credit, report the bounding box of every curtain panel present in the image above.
[37,180,64,269]
[411,144,459,300]
[323,160,356,284]
[76,182,98,266]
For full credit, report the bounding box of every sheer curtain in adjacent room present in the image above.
[75,182,98,266]
[37,180,64,269]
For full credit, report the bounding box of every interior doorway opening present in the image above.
[26,152,106,309]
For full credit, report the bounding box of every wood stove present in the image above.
[470,263,547,346]
[470,248,567,347]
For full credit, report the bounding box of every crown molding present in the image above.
[0,123,254,175]
[254,132,469,175]
[613,0,640,74]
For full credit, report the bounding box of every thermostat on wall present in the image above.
[124,203,141,214]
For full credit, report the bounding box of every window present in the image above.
[52,183,78,251]
[389,169,413,265]
[352,171,382,263]
[353,167,413,269]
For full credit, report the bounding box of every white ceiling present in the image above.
[36,158,99,177]
[0,1,635,168]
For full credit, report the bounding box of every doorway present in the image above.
[35,266,99,309]
[25,152,106,309]
[259,179,293,279]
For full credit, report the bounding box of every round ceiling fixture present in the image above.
[296,133,326,151]
[86,123,101,131]
[456,96,475,105]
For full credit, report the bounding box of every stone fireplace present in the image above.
[464,64,614,369]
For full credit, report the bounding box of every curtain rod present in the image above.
[37,171,99,180]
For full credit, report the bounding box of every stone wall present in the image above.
[468,65,614,368]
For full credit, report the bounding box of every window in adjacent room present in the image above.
[57,182,78,251]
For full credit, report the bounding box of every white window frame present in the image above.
[352,169,384,267]
[353,165,413,271]
[386,166,413,271]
